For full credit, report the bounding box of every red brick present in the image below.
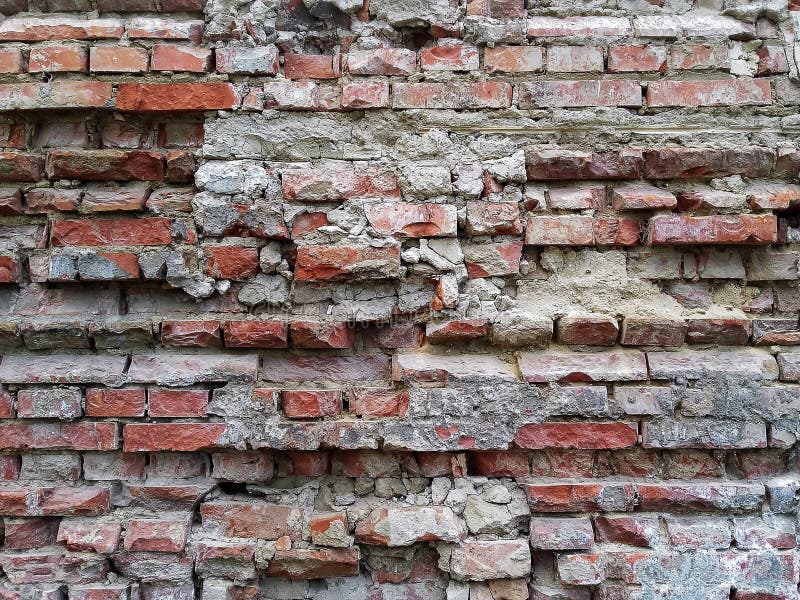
[608,45,667,72]
[341,81,390,109]
[621,318,688,346]
[162,0,204,10]
[0,17,124,41]
[686,318,751,345]
[40,487,111,516]
[46,150,164,181]
[294,245,401,281]
[525,216,594,245]
[212,451,274,482]
[0,256,19,282]
[266,547,359,580]
[216,46,280,75]
[525,483,636,512]
[612,184,676,210]
[514,422,638,449]
[420,45,479,71]
[4,519,59,549]
[485,46,543,73]
[647,79,771,107]
[29,46,88,73]
[282,390,343,418]
[520,80,642,108]
[348,388,409,418]
[287,451,331,476]
[284,53,341,79]
[347,49,416,75]
[200,501,303,539]
[90,47,149,73]
[469,451,530,477]
[525,148,643,180]
[282,167,399,201]
[757,46,789,76]
[465,201,522,236]
[203,246,259,279]
[558,315,619,346]
[0,422,119,451]
[51,218,172,246]
[124,519,189,552]
[161,319,222,347]
[126,18,203,41]
[0,49,23,73]
[0,389,14,418]
[547,45,603,73]
[393,82,512,109]
[365,202,456,237]
[151,45,212,72]
[57,520,121,552]
[98,0,157,10]
[223,320,289,348]
[148,389,209,417]
[0,187,22,215]
[17,388,82,420]
[86,388,146,417]
[670,44,730,70]
[75,252,140,281]
[0,455,20,480]
[637,483,763,512]
[0,152,43,182]
[290,321,355,349]
[0,82,112,111]
[649,215,777,245]
[594,516,659,547]
[644,146,775,179]
[427,319,488,344]
[116,83,239,112]
[466,0,524,17]
[25,188,81,213]
[518,350,647,383]
[123,423,231,452]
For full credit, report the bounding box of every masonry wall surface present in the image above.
[0,0,800,598]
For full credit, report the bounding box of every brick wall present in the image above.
[0,0,799,598]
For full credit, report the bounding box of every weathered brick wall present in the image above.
[0,0,799,598]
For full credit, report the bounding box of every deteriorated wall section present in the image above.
[1,0,800,598]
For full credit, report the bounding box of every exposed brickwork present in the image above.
[0,0,799,598]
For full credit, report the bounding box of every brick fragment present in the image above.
[0,152,43,181]
[284,53,341,79]
[126,17,203,41]
[644,146,775,179]
[518,351,647,382]
[124,519,189,552]
[420,45,479,71]
[266,547,360,580]
[216,46,279,75]
[608,45,667,72]
[526,148,643,180]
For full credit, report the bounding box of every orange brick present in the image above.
[89,47,149,73]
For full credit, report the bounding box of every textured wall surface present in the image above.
[1,0,800,598]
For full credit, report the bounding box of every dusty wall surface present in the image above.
[1,0,800,598]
